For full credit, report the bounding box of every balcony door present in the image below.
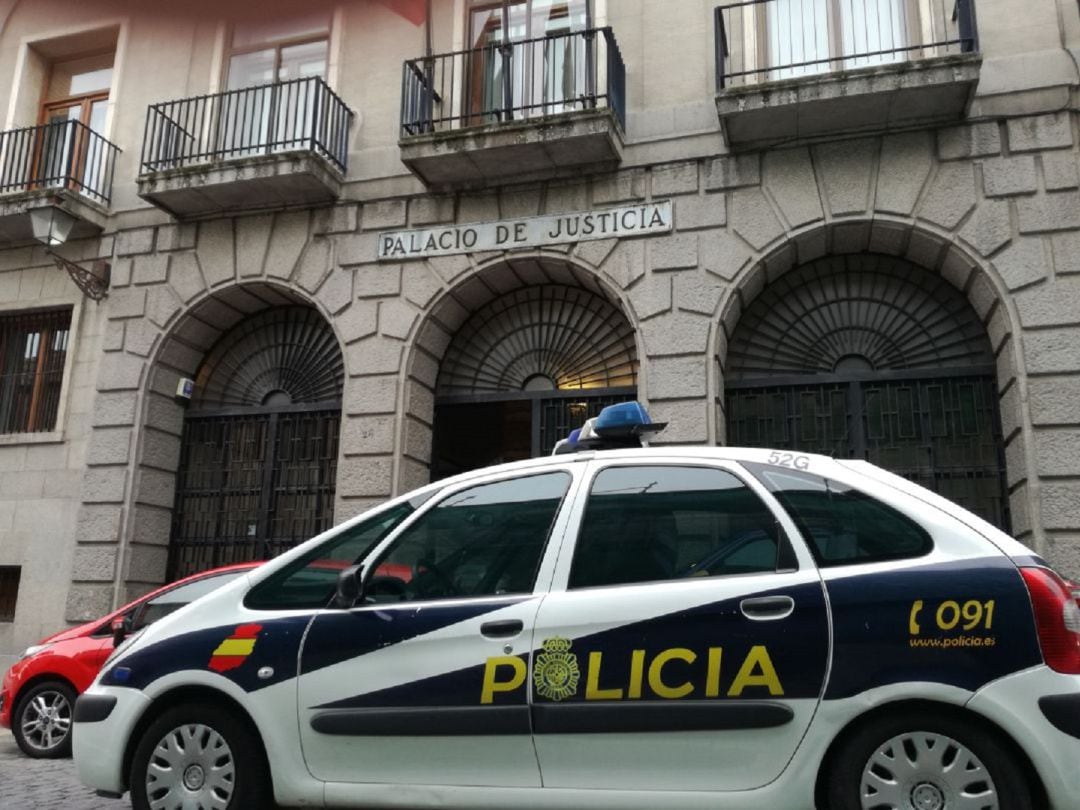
[468,0,587,123]
[36,52,112,194]
[764,0,912,79]
[219,12,330,157]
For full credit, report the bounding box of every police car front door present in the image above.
[296,469,576,789]
[529,461,829,792]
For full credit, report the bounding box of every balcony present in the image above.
[138,76,353,219]
[0,120,118,245]
[399,27,625,190]
[714,0,982,149]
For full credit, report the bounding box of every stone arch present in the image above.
[400,252,642,486]
[714,217,1036,545]
[131,281,343,586]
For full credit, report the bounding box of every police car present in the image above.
[73,403,1080,810]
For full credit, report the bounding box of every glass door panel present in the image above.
[766,0,831,79]
[839,0,908,67]
[277,41,329,150]
[531,1,587,116]
[38,105,79,188]
[469,3,527,123]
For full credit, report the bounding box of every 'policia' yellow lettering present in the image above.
[480,643,784,703]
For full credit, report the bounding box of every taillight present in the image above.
[1021,567,1080,674]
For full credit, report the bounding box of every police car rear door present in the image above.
[295,466,580,791]
[529,458,829,792]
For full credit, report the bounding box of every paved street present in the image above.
[0,729,119,810]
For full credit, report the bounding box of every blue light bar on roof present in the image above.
[593,401,652,436]
[551,401,667,454]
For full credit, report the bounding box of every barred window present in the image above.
[0,308,72,434]
[0,566,21,622]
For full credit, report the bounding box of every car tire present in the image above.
[11,680,76,758]
[129,701,271,810]
[826,709,1033,810]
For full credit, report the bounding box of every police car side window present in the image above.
[365,472,571,604]
[245,503,417,610]
[568,465,783,589]
[743,463,933,566]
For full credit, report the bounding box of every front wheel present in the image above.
[12,680,75,758]
[129,701,270,810]
[826,710,1033,810]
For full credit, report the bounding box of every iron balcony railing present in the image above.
[141,75,353,174]
[715,0,978,90]
[0,120,119,205]
[401,26,625,137]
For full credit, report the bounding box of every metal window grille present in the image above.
[0,120,120,205]
[401,27,626,136]
[714,0,979,90]
[0,308,72,435]
[141,76,353,174]
[0,566,21,622]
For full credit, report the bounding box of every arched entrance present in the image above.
[168,305,344,579]
[431,281,638,479]
[725,254,1010,530]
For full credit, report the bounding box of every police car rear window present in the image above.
[743,463,933,567]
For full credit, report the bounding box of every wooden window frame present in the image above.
[225,32,330,88]
[0,308,73,435]
[35,50,113,192]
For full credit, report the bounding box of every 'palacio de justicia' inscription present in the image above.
[376,201,673,261]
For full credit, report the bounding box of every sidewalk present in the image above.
[0,728,120,809]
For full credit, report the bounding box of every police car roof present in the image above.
[429,445,841,490]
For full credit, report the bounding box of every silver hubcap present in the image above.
[20,689,71,752]
[860,731,998,810]
[145,723,235,810]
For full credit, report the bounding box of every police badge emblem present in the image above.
[533,636,580,701]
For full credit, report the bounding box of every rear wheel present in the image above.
[826,710,1033,810]
[12,680,75,758]
[129,701,270,810]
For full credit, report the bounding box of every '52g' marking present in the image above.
[767,451,810,470]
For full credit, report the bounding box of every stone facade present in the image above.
[0,0,1079,662]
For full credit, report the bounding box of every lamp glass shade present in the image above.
[29,206,77,246]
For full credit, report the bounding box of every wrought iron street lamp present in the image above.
[28,204,110,300]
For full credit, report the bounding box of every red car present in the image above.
[0,562,260,758]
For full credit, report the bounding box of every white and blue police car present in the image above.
[73,402,1080,810]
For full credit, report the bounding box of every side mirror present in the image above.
[111,615,132,647]
[334,564,364,609]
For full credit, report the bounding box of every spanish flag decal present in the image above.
[209,623,263,673]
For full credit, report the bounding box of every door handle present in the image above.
[740,595,795,621]
[480,619,524,638]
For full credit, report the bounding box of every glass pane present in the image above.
[840,0,908,67]
[766,0,830,79]
[368,472,571,603]
[136,571,246,630]
[531,0,587,36]
[228,49,276,90]
[44,52,114,102]
[279,40,328,81]
[245,503,418,610]
[88,99,108,132]
[745,464,933,567]
[569,466,781,589]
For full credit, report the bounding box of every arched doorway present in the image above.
[724,255,1010,530]
[432,283,638,479]
[168,305,344,579]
